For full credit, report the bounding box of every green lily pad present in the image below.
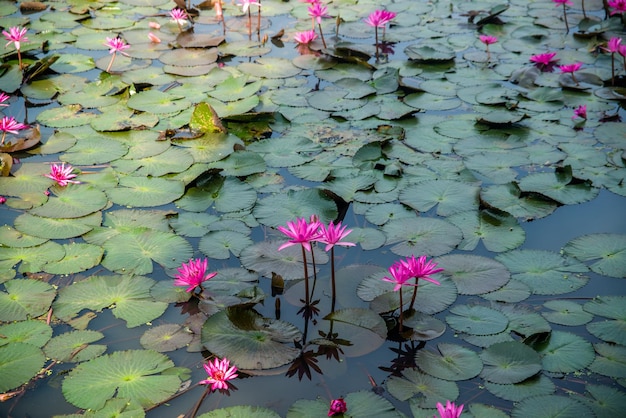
[0,342,46,392]
[530,330,594,373]
[44,330,106,363]
[496,249,589,295]
[589,343,626,378]
[562,233,626,279]
[140,323,193,352]
[0,320,52,347]
[437,254,510,295]
[584,296,626,345]
[386,368,459,407]
[90,105,159,132]
[201,308,302,369]
[176,176,257,213]
[287,391,401,418]
[480,341,542,384]
[53,274,168,328]
[404,43,455,61]
[446,305,509,335]
[448,209,525,252]
[0,279,56,322]
[485,374,556,402]
[518,168,599,205]
[106,176,184,207]
[43,242,104,275]
[253,189,338,227]
[13,212,101,240]
[576,383,626,417]
[29,185,108,219]
[399,179,480,216]
[404,92,461,111]
[62,136,129,165]
[159,48,218,66]
[37,104,96,128]
[511,394,593,418]
[62,349,183,410]
[382,216,463,257]
[113,147,194,177]
[0,226,48,248]
[416,343,483,381]
[200,406,281,418]
[199,230,253,259]
[50,53,96,73]
[542,300,593,326]
[127,90,192,114]
[480,183,558,221]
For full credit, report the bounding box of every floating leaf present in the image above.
[44,330,106,363]
[201,308,302,369]
[200,406,281,418]
[140,323,193,352]
[0,225,48,248]
[480,183,557,220]
[0,279,56,321]
[0,342,46,392]
[589,343,626,378]
[286,391,401,418]
[541,300,592,326]
[518,169,599,205]
[479,341,542,384]
[448,209,525,252]
[13,212,101,240]
[437,254,510,295]
[386,368,458,407]
[531,330,594,373]
[576,383,626,418]
[511,394,593,418]
[446,305,509,336]
[199,230,253,259]
[399,179,479,216]
[62,349,182,410]
[485,374,555,402]
[562,233,626,278]
[127,90,191,114]
[106,176,184,207]
[29,185,108,219]
[239,241,328,281]
[382,217,463,257]
[42,242,103,275]
[0,320,52,347]
[53,275,167,328]
[416,343,482,381]
[253,189,338,227]
[324,308,387,340]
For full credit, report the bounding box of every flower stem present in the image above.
[330,247,336,312]
[398,287,404,331]
[257,0,261,38]
[611,52,615,86]
[563,5,569,33]
[374,26,379,61]
[247,8,252,38]
[106,53,116,72]
[17,50,23,70]
[318,23,327,48]
[409,277,419,312]
[301,245,310,306]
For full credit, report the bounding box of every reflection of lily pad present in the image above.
[62,349,183,410]
[201,308,302,369]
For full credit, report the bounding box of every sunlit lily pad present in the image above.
[495,249,589,295]
[140,323,193,352]
[287,391,402,418]
[404,92,461,111]
[201,308,302,369]
[43,242,103,275]
[386,368,459,407]
[480,183,558,220]
[62,136,129,165]
[127,90,192,114]
[437,254,510,295]
[0,342,46,392]
[159,48,218,66]
[511,394,594,418]
[44,330,106,363]
[53,274,168,328]
[62,349,183,410]
[14,212,101,240]
[416,343,482,381]
[29,185,108,219]
[480,341,542,384]
[37,104,96,128]
[382,217,463,257]
[0,320,52,347]
[0,226,48,248]
[113,147,194,176]
[562,233,626,279]
[0,279,56,321]
[0,240,66,272]
[106,176,184,207]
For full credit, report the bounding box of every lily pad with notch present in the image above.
[562,233,626,279]
[386,368,459,407]
[42,242,104,275]
[287,391,402,418]
[416,343,483,381]
[44,330,106,363]
[0,278,57,321]
[0,342,46,392]
[479,341,542,384]
[382,216,463,257]
[14,212,101,240]
[140,323,193,352]
[511,394,594,418]
[0,320,52,348]
[105,175,184,207]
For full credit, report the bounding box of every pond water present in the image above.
[1,0,626,417]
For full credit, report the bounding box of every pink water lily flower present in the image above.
[530,52,559,70]
[308,2,329,25]
[105,37,130,55]
[237,0,260,13]
[294,30,318,44]
[277,217,321,252]
[0,92,10,107]
[0,196,6,205]
[148,32,161,43]
[0,116,28,145]
[317,221,355,251]
[608,0,626,14]
[552,0,572,5]
[559,62,582,83]
[364,9,397,28]
[3,26,28,51]
[604,37,622,53]
[174,258,217,292]
[434,400,464,418]
[44,162,80,187]
[328,398,347,416]
[479,35,498,45]
[382,262,413,292]
[400,255,443,285]
[170,8,188,24]
[572,104,587,120]
[199,357,238,391]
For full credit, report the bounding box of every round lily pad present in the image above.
[44,330,106,363]
[386,368,459,407]
[446,305,509,336]
[0,279,57,322]
[287,391,401,418]
[0,342,46,392]
[105,176,184,207]
[511,394,593,418]
[541,300,593,326]
[485,374,556,402]
[29,185,109,219]
[416,343,483,381]
[382,216,463,257]
[140,323,193,352]
[531,330,594,373]
[479,341,542,384]
[43,242,104,275]
[200,406,281,418]
[562,233,626,279]
[437,254,510,295]
[0,320,52,347]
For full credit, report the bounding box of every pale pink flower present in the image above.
[44,162,80,187]
[400,255,443,286]
[277,217,321,252]
[317,221,355,252]
[199,357,238,391]
[148,32,161,43]
[174,258,217,292]
[293,30,318,44]
[0,92,10,107]
[3,26,28,51]
[237,0,260,13]
[0,116,28,145]
[434,400,464,418]
[104,37,130,56]
[327,398,347,416]
[308,2,329,24]
[364,10,397,28]
[169,8,188,26]
[572,104,587,120]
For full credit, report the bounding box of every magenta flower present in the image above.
[434,400,464,418]
[104,37,130,72]
[294,30,318,45]
[401,255,443,285]
[3,26,28,69]
[44,162,80,187]
[572,104,587,120]
[382,262,413,292]
[174,258,217,292]
[559,62,582,84]
[530,52,559,70]
[479,35,498,45]
[170,8,188,24]
[277,217,321,252]
[0,92,11,107]
[604,37,623,53]
[0,116,28,145]
[0,196,5,205]
[317,221,355,251]
[308,2,329,25]
[364,9,397,28]
[199,357,238,391]
[328,398,347,416]
[552,0,572,5]
[608,0,626,15]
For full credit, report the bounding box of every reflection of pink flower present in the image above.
[293,30,318,44]
[479,35,498,45]
[400,255,443,285]
[572,104,587,120]
[435,400,464,418]
[608,0,626,15]
[3,26,28,51]
[364,9,397,28]
[0,92,10,107]
[530,52,559,69]
[44,162,80,187]
[327,398,347,416]
[317,221,355,251]
[104,37,130,56]
[277,217,321,252]
[199,357,238,391]
[552,0,572,5]
[174,258,217,292]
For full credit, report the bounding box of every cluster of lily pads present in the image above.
[1,0,626,417]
